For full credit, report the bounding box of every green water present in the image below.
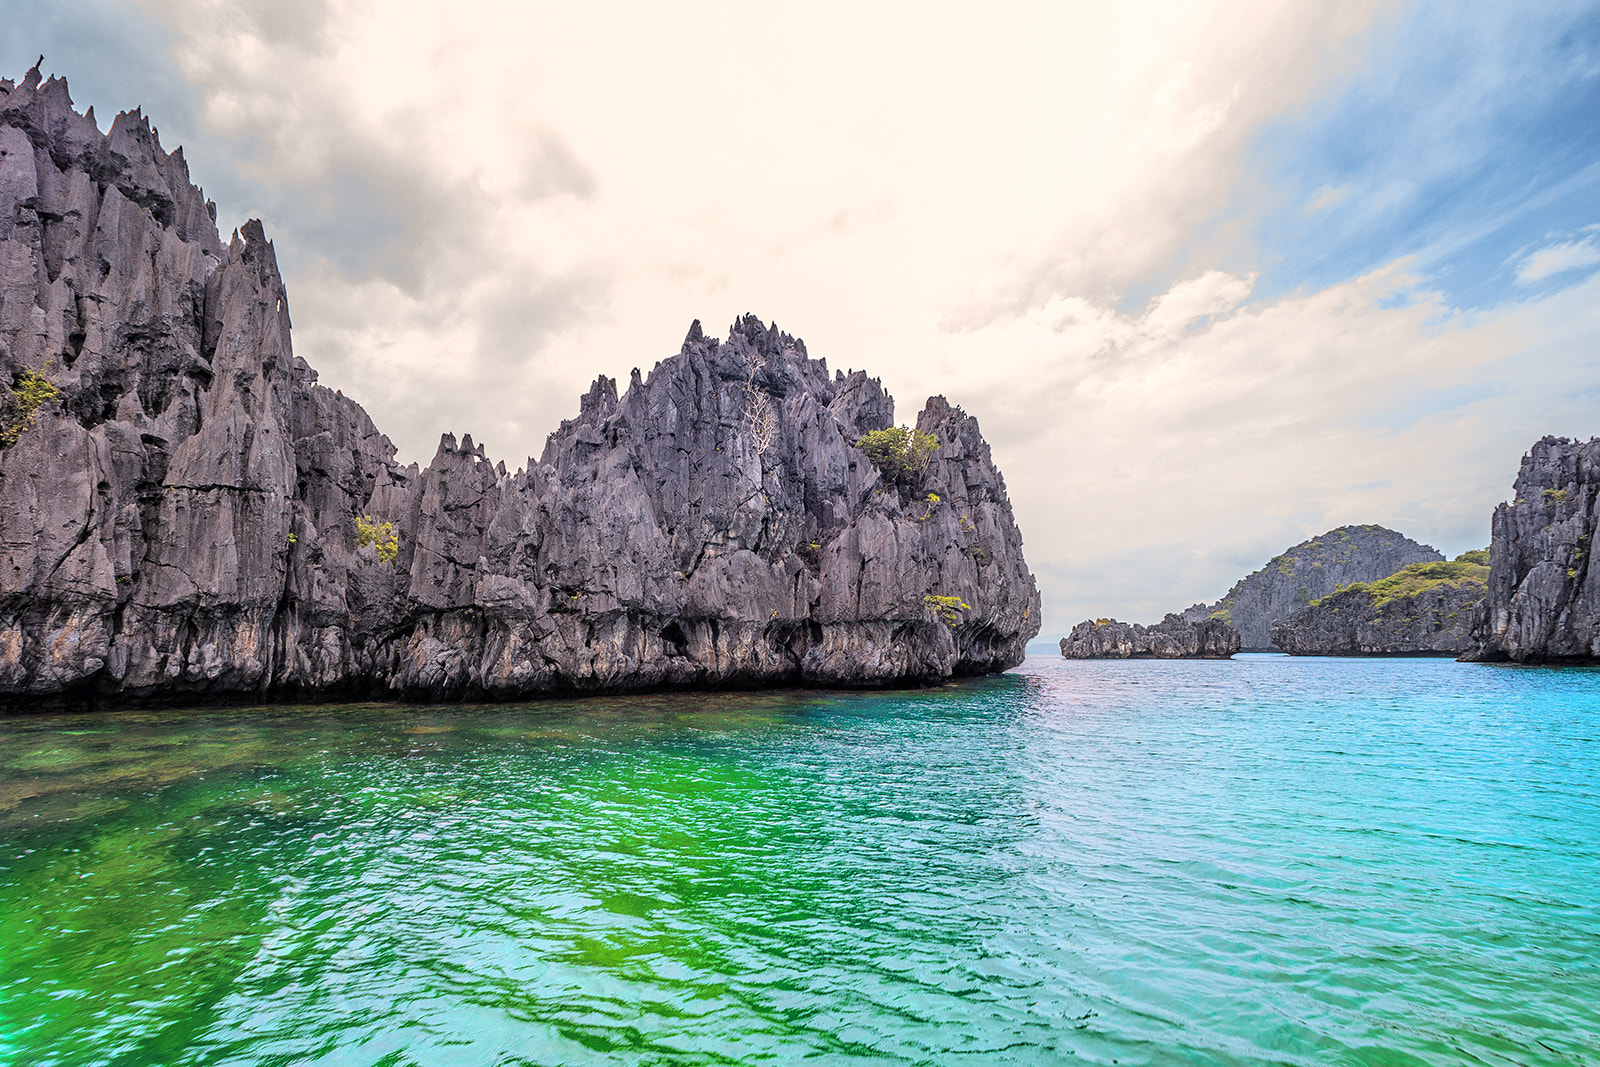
[1,655,1597,1065]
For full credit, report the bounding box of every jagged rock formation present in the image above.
[1271,557,1487,655]
[1184,525,1444,650]
[0,67,1040,707]
[1464,436,1600,663]
[1060,615,1240,659]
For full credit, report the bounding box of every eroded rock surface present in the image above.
[1060,615,1240,659]
[0,68,1040,706]
[1464,436,1600,663]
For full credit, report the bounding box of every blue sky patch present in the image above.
[1225,1,1600,312]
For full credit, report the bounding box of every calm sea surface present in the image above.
[2,655,1597,1066]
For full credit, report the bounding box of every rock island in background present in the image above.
[1184,525,1443,650]
[1060,615,1241,660]
[1061,525,1444,660]
[1271,554,1488,656]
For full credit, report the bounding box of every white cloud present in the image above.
[943,266,1600,631]
[1516,233,1600,284]
[121,0,1386,465]
[1303,184,1349,213]
[95,1,1600,636]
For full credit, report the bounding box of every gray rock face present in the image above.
[1464,436,1600,663]
[1060,615,1240,659]
[1189,525,1444,649]
[0,69,1040,707]
[1271,570,1486,656]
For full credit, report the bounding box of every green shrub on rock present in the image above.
[355,515,399,564]
[0,369,61,448]
[1316,558,1489,608]
[924,594,970,625]
[855,426,938,476]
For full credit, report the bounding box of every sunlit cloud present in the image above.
[3,0,1598,636]
[1515,230,1600,284]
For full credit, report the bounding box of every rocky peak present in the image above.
[0,70,1040,706]
[1194,525,1443,649]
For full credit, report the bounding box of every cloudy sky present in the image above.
[5,0,1598,637]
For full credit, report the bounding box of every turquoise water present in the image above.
[2,654,1597,1066]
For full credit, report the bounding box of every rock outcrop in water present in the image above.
[1060,615,1240,659]
[1270,556,1488,656]
[1185,525,1444,650]
[0,67,1040,706]
[1464,436,1600,663]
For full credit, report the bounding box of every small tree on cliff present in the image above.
[923,594,970,625]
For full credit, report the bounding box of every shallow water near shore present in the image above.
[2,654,1598,1066]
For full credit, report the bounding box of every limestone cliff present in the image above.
[0,68,1040,706]
[1270,557,1487,656]
[1464,436,1600,663]
[1060,615,1240,659]
[1186,525,1444,650]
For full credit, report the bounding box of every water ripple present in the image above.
[2,658,1598,1065]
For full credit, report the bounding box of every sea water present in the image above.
[1,654,1597,1066]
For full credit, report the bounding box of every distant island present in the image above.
[1272,553,1487,656]
[1062,525,1450,660]
[1186,525,1445,651]
[1063,440,1600,665]
[0,68,1040,707]
[1059,615,1239,660]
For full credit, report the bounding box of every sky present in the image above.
[4,0,1598,638]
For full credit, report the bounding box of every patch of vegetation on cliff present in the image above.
[0,368,62,447]
[355,515,399,564]
[1318,558,1489,609]
[923,594,970,625]
[855,426,938,477]
[1454,548,1490,566]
